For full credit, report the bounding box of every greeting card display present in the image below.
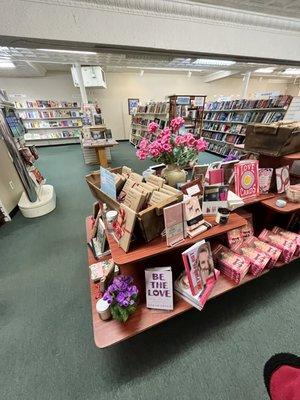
[275,166,290,194]
[182,240,215,295]
[234,160,259,199]
[145,267,173,310]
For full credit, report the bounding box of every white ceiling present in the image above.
[173,0,300,19]
[0,46,299,80]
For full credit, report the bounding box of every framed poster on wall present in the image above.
[128,98,139,115]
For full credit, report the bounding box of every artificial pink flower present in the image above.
[161,127,171,136]
[139,138,149,150]
[161,133,171,144]
[136,149,148,160]
[186,135,196,147]
[195,139,207,152]
[162,143,172,152]
[147,122,159,134]
[170,117,185,132]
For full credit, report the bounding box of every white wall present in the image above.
[0,71,293,140]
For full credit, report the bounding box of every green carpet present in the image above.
[0,142,299,400]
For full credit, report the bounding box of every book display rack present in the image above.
[15,100,82,146]
[202,95,293,158]
[130,101,169,147]
[84,151,299,348]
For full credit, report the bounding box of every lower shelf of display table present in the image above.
[86,216,298,348]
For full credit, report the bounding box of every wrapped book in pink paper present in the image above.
[258,229,297,263]
[227,220,254,248]
[272,227,300,257]
[212,244,250,284]
[243,236,281,268]
[232,241,270,276]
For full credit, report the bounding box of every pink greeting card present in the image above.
[234,160,259,199]
[275,166,290,194]
[258,168,273,194]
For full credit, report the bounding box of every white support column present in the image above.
[241,71,251,98]
[74,63,88,104]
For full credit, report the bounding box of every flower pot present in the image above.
[162,164,187,188]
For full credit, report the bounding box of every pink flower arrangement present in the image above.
[136,117,207,167]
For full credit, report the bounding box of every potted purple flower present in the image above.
[103,275,139,322]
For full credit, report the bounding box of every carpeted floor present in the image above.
[0,142,299,400]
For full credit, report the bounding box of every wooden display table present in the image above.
[261,194,300,214]
[83,139,118,167]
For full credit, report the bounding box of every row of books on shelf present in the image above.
[24,119,83,129]
[18,110,81,120]
[204,95,292,111]
[24,129,81,140]
[136,101,169,115]
[174,105,200,120]
[131,117,167,130]
[90,218,299,315]
[203,122,246,135]
[15,100,80,109]
[204,110,285,124]
[203,131,245,146]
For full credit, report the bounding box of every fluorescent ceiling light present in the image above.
[282,68,300,75]
[255,67,275,73]
[0,61,15,68]
[192,59,236,66]
[39,49,97,55]
[126,66,202,72]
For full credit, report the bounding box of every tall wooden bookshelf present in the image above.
[168,94,206,138]
[201,95,292,158]
[15,100,82,146]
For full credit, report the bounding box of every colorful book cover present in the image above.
[163,202,185,247]
[234,160,259,199]
[174,269,220,311]
[208,169,224,186]
[272,227,300,257]
[258,229,297,263]
[182,240,215,295]
[232,242,270,276]
[212,244,250,284]
[275,166,290,194]
[243,236,281,268]
[145,267,173,310]
[258,168,273,194]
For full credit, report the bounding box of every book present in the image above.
[275,166,290,193]
[145,267,173,310]
[234,160,259,199]
[89,259,115,292]
[163,202,185,247]
[212,244,250,284]
[243,236,281,268]
[208,169,224,185]
[271,227,300,257]
[258,168,273,194]
[184,197,209,237]
[95,218,110,257]
[258,229,297,263]
[182,240,215,295]
[174,269,220,311]
[232,241,270,276]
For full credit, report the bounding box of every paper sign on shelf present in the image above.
[100,166,116,199]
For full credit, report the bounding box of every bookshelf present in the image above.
[168,94,206,138]
[15,100,82,146]
[202,95,292,158]
[129,101,169,147]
